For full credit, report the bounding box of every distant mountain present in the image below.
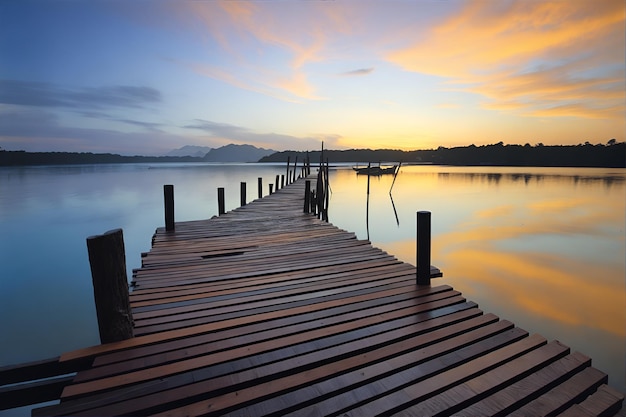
[203,144,276,162]
[166,145,212,158]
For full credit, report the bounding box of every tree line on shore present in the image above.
[261,141,625,168]
[1,140,624,167]
[0,150,201,166]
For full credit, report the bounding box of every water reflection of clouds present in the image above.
[444,248,625,337]
[442,196,623,337]
[383,232,624,338]
[378,190,625,338]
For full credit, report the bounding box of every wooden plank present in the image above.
[132,279,420,335]
[555,404,597,417]
[455,351,592,416]
[74,292,467,382]
[62,295,473,398]
[508,367,608,417]
[0,375,74,410]
[93,285,454,368]
[391,340,570,416]
[557,385,624,417]
[337,334,549,417]
[59,284,454,364]
[131,268,418,320]
[226,326,528,417]
[129,262,416,306]
[151,332,547,417]
[58,312,500,416]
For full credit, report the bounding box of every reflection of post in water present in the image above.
[365,162,402,240]
[389,192,399,226]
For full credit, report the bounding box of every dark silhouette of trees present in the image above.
[2,141,624,167]
[260,142,625,168]
[0,151,202,166]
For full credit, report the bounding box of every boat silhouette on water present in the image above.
[353,164,398,175]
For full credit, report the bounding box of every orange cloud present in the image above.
[183,1,335,102]
[387,0,625,120]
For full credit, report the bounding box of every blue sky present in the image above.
[1,0,624,155]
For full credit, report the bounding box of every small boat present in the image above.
[353,165,398,176]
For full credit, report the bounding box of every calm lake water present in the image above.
[1,163,624,406]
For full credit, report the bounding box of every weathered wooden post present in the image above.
[164,184,174,231]
[218,187,225,215]
[304,180,311,213]
[258,177,263,199]
[281,174,285,188]
[86,229,133,344]
[240,182,246,206]
[269,184,273,194]
[275,175,280,191]
[416,211,431,285]
[306,152,310,176]
[286,156,290,185]
[293,156,298,181]
[322,158,330,221]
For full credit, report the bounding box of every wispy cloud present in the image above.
[340,68,374,77]
[0,80,161,109]
[386,0,625,120]
[0,107,185,155]
[178,2,346,102]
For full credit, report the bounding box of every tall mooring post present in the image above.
[258,177,263,199]
[164,184,174,231]
[86,229,134,344]
[240,182,247,207]
[218,187,225,215]
[416,211,432,285]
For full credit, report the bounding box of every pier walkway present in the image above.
[25,176,625,416]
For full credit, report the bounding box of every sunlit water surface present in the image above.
[1,163,624,413]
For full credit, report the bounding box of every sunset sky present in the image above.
[1,0,624,155]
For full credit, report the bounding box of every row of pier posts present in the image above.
[86,158,434,345]
[165,157,313,231]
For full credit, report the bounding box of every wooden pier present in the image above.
[3,174,624,416]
